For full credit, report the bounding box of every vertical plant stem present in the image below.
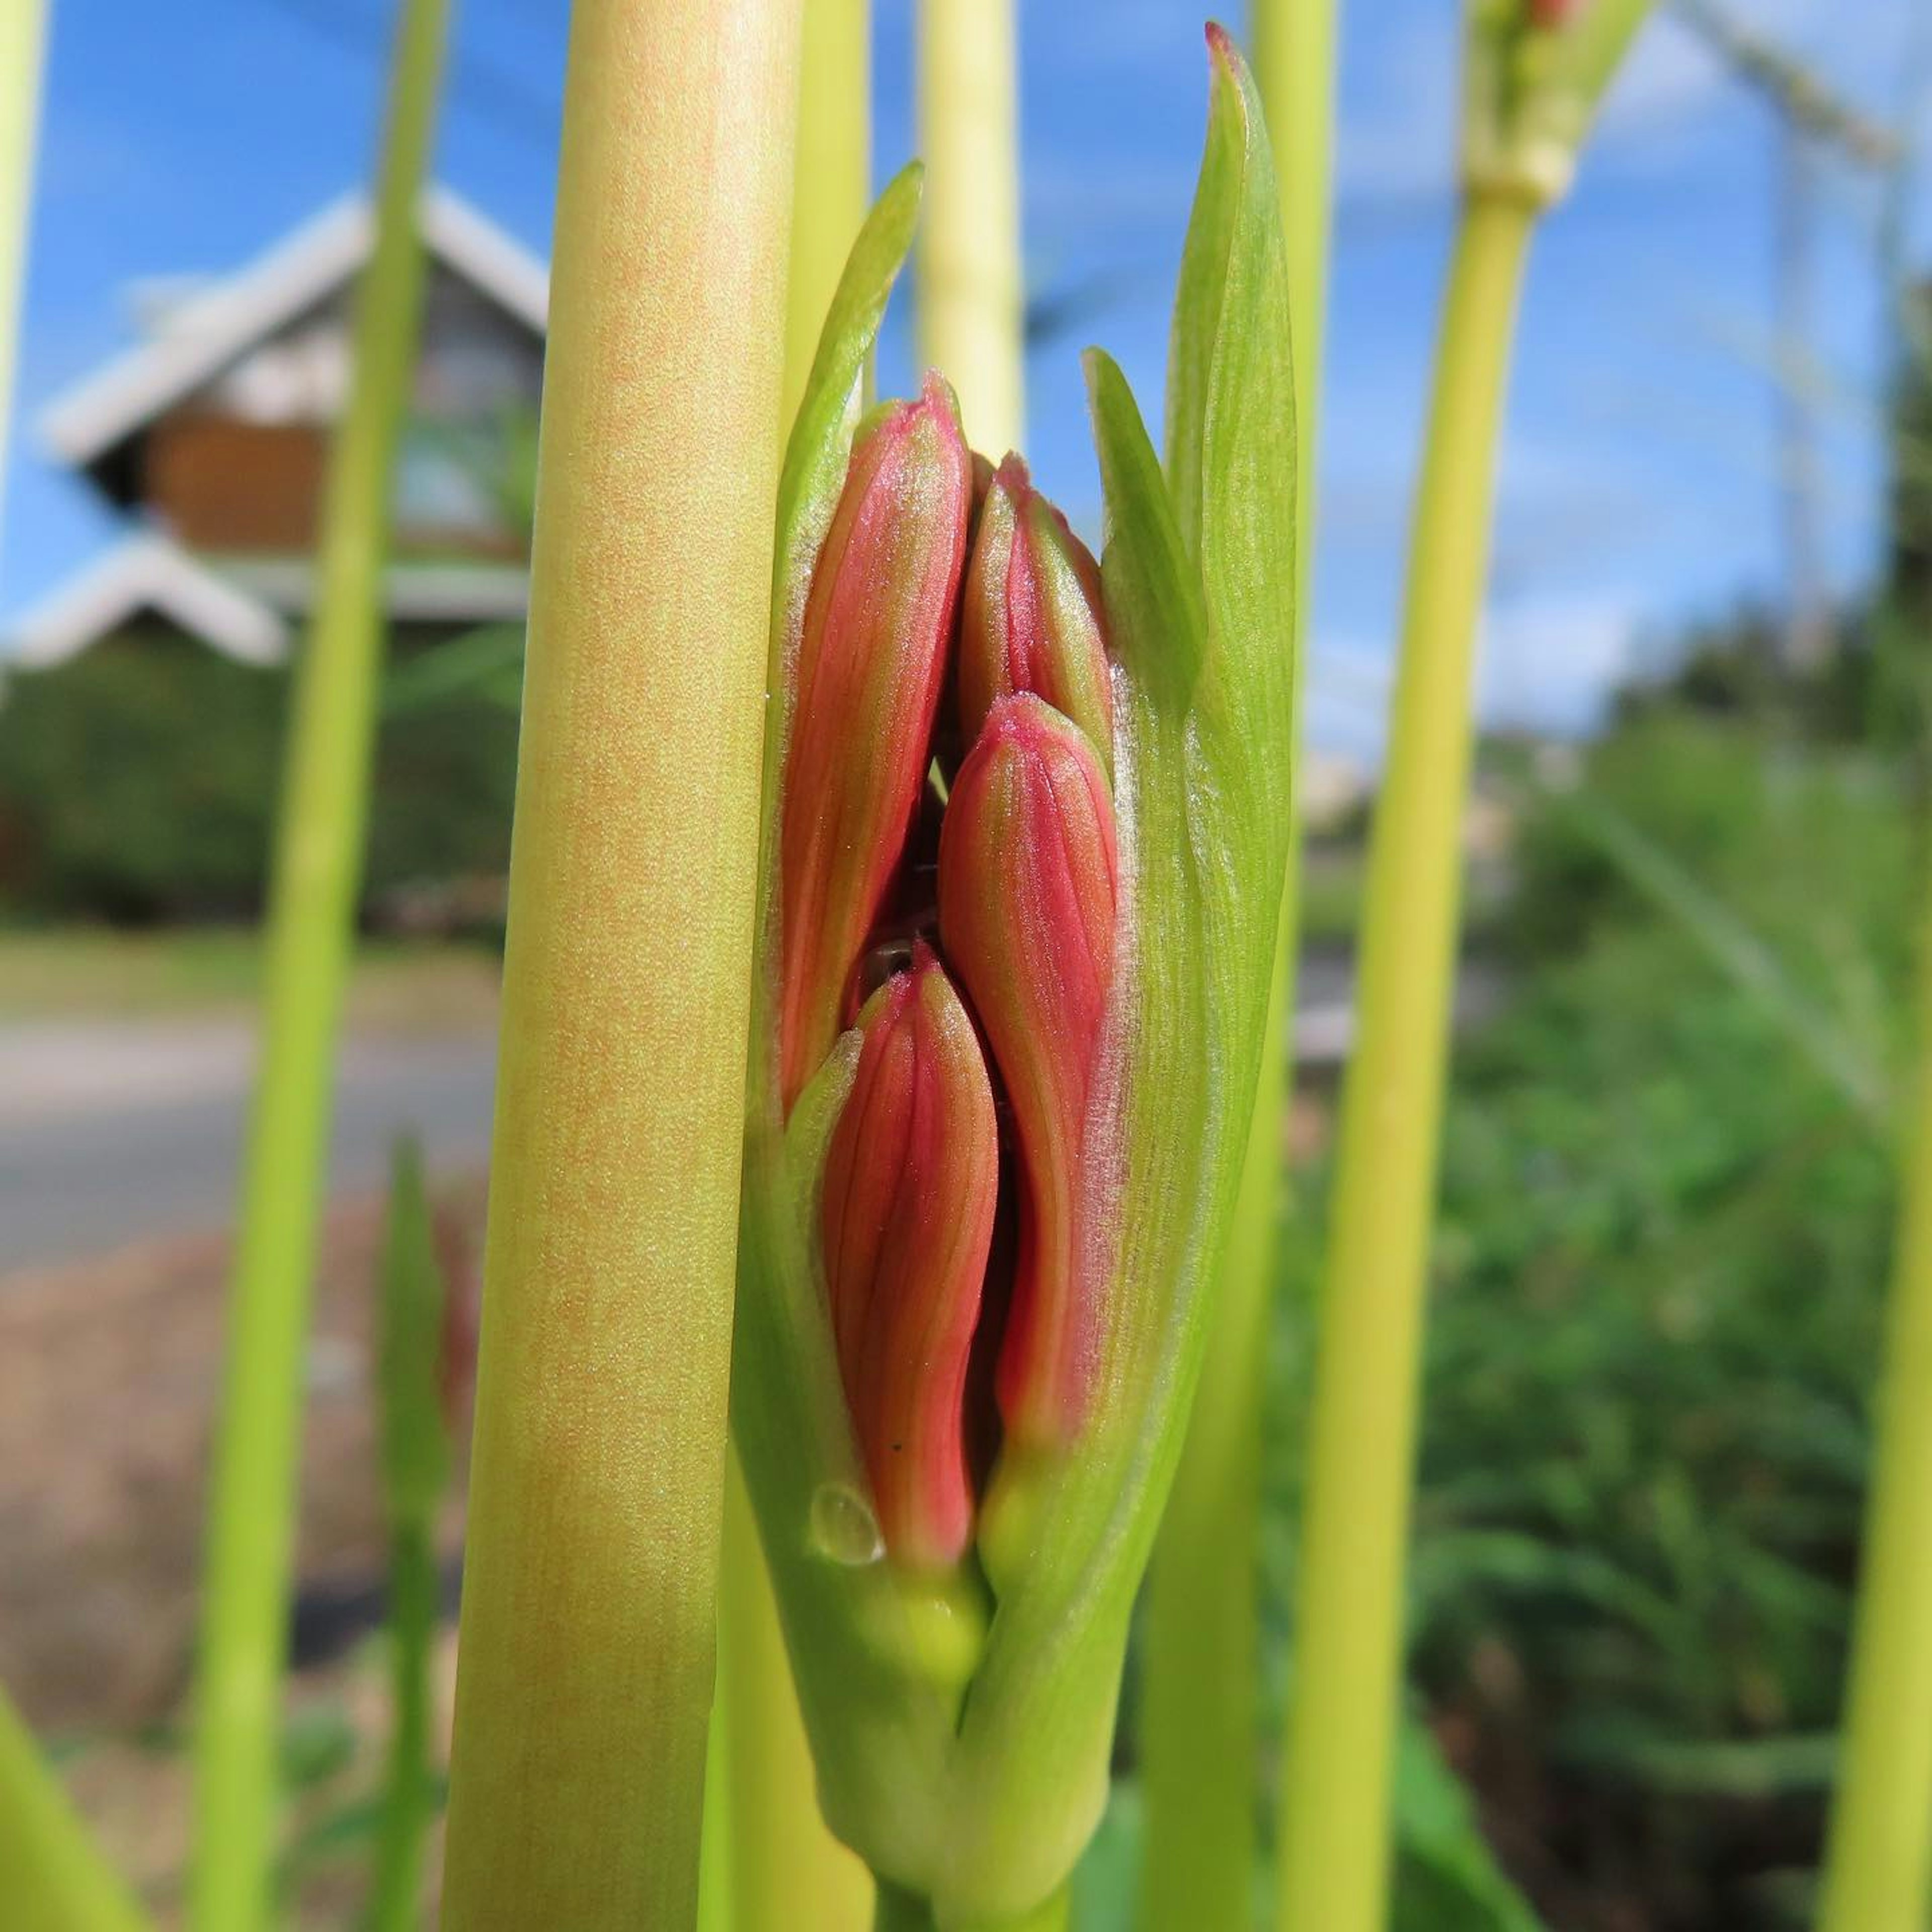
[783,0,872,426]
[712,7,875,1924]
[1274,189,1536,1932]
[188,3,448,1923]
[719,1459,872,1929]
[1140,6,1336,1926]
[364,1517,437,1932]
[1817,881,1932,1931]
[0,0,46,545]
[0,1689,148,1932]
[438,2,800,1926]
[916,0,1022,456]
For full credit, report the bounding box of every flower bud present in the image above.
[780,373,972,1110]
[820,944,1000,1571]
[938,693,1119,1450]
[957,454,1113,771]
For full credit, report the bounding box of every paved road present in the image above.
[0,1019,498,1274]
[0,948,1453,1276]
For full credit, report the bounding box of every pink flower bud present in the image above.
[938,693,1119,1449]
[820,944,1000,1571]
[780,374,972,1111]
[957,454,1114,771]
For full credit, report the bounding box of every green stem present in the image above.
[719,1459,872,1929]
[712,8,876,1925]
[916,0,1023,455]
[188,2,449,1923]
[871,1884,1069,1932]
[437,1,800,1924]
[0,0,46,545]
[1274,189,1536,1932]
[1817,876,1932,1930]
[1140,4,1336,1923]
[0,1688,149,1932]
[363,1516,437,1932]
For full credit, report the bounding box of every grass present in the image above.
[0,929,500,1030]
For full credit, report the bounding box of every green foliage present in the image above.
[0,628,517,924]
[1274,707,1909,1928]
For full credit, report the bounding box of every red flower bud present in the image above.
[938,693,1119,1449]
[780,374,972,1110]
[957,454,1114,771]
[820,945,1000,1571]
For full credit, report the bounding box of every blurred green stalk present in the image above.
[1817,876,1932,1929]
[1139,2,1335,1924]
[0,23,144,1921]
[0,0,46,546]
[187,1,449,1923]
[437,0,800,1923]
[1274,189,1536,1932]
[916,0,1022,456]
[0,1691,149,1932]
[711,6,876,1924]
[363,1141,450,1932]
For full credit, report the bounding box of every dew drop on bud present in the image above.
[808,1480,886,1567]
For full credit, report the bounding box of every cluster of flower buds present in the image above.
[777,376,1119,1575]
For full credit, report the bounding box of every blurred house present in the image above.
[0,191,541,923]
[13,186,544,668]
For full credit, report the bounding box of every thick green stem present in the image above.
[188,3,448,1923]
[364,1517,437,1932]
[1274,190,1535,1932]
[916,0,1023,455]
[0,1689,149,1932]
[437,2,800,1925]
[1817,880,1932,1930]
[1141,4,1336,1923]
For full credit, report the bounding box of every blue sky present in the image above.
[5,0,1927,752]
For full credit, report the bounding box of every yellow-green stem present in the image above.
[872,1885,1069,1932]
[713,6,875,1925]
[188,2,448,1922]
[0,0,46,547]
[915,0,1022,456]
[1140,6,1336,1924]
[720,1459,873,1929]
[1817,877,1932,1930]
[0,1689,149,1932]
[438,2,800,1925]
[363,1517,437,1932]
[1274,190,1536,1932]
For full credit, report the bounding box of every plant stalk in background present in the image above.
[188,1,449,1923]
[1276,7,1655,1931]
[916,0,1023,456]
[363,1141,452,1932]
[0,0,46,547]
[437,0,800,1924]
[1139,0,1334,1918]
[1817,872,1932,1930]
[0,1688,149,1932]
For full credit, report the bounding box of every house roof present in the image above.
[38,185,550,468]
[7,537,291,669]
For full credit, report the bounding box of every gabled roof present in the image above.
[38,186,550,468]
[8,537,291,668]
